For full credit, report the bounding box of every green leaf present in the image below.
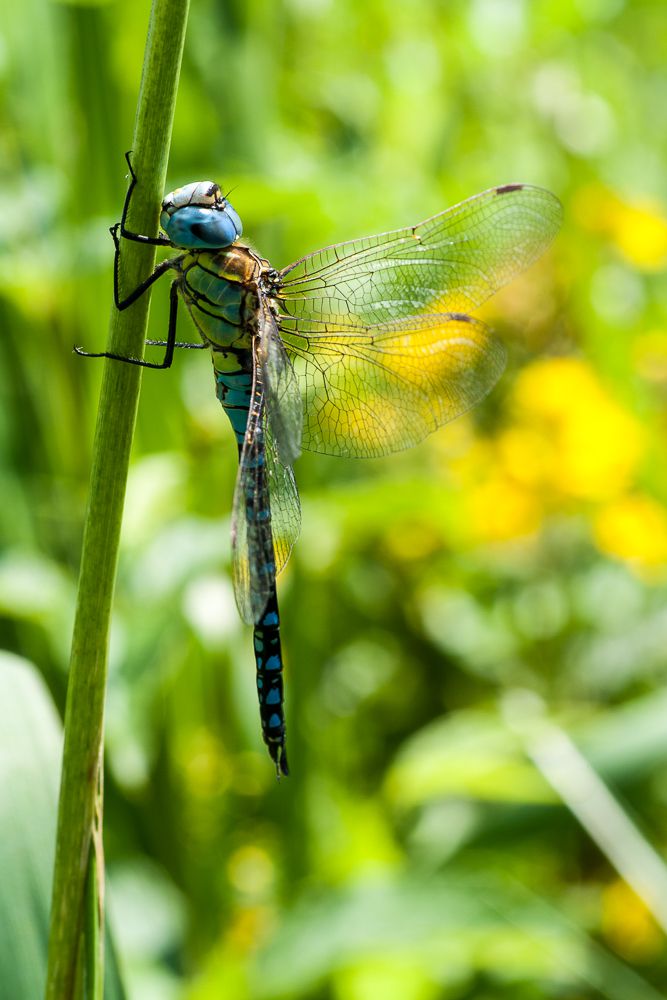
[0,652,125,999]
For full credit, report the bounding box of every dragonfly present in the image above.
[78,153,562,776]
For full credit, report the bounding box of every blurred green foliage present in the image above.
[2,0,667,997]
[0,653,126,998]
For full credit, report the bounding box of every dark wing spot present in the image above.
[496,183,525,195]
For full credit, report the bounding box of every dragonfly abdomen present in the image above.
[253,589,288,776]
[215,360,254,449]
[215,356,289,776]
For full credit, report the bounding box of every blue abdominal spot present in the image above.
[222,389,251,407]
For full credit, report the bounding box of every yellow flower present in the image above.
[454,357,647,545]
[594,494,667,572]
[452,436,543,543]
[611,201,667,270]
[496,426,551,489]
[601,880,663,961]
[510,358,644,501]
[575,185,667,270]
[633,329,667,384]
[467,475,542,543]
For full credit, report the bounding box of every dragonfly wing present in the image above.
[257,297,303,466]
[231,379,272,626]
[232,354,301,625]
[263,410,301,581]
[279,313,505,457]
[278,184,562,324]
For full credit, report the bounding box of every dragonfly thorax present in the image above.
[161,181,243,250]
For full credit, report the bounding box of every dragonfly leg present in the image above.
[146,339,206,349]
[116,150,171,247]
[75,279,181,370]
[76,156,184,367]
[110,151,174,309]
[113,255,174,311]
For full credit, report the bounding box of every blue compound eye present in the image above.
[161,205,242,248]
[222,203,243,240]
[160,181,243,249]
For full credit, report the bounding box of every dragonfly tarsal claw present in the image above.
[72,344,120,364]
[124,149,136,180]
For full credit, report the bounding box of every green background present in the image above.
[2,0,667,997]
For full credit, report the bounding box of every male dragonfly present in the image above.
[78,154,562,776]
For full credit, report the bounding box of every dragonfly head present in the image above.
[160,181,243,249]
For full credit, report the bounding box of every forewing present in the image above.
[257,297,303,466]
[278,185,562,325]
[232,358,301,625]
[280,313,506,457]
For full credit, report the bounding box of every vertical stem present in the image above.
[45,1,190,996]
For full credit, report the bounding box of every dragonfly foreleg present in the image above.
[75,280,180,370]
[110,151,173,309]
[116,150,172,247]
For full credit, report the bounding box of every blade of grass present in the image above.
[503,691,667,936]
[45,1,190,997]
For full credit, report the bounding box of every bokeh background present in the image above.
[2,0,667,997]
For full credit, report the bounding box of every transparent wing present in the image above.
[232,356,301,626]
[266,423,301,583]
[257,297,303,465]
[279,313,505,457]
[278,184,562,324]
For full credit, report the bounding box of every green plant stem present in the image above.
[45,2,190,997]
[83,841,102,1000]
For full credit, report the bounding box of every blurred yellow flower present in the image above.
[575,185,667,270]
[496,426,551,488]
[467,476,542,543]
[601,880,663,962]
[451,436,543,543]
[455,357,647,545]
[633,329,667,384]
[612,202,667,271]
[510,357,644,501]
[594,494,667,571]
